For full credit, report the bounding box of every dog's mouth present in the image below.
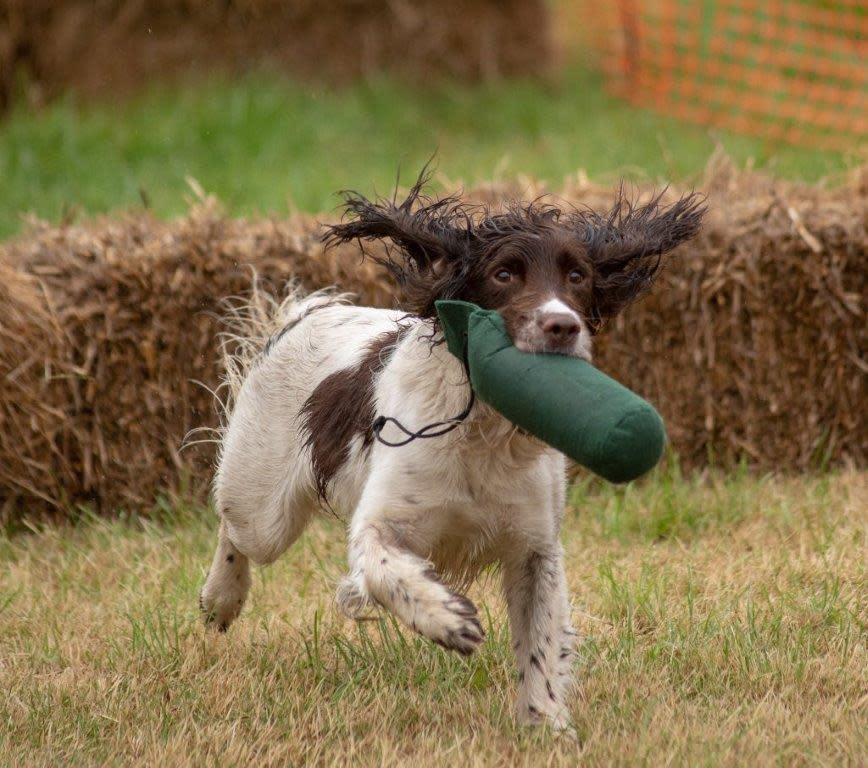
[498,301,594,362]
[513,327,593,362]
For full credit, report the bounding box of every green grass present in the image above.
[1,469,864,765]
[1,67,857,239]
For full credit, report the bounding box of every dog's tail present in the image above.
[183,280,352,455]
[219,280,352,404]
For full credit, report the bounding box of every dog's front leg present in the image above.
[340,503,485,655]
[503,546,576,729]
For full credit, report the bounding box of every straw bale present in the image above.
[1,1,550,108]
[588,161,867,471]
[1,161,865,519]
[0,197,392,520]
[0,262,72,510]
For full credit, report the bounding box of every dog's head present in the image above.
[323,171,705,359]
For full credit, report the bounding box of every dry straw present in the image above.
[1,158,865,520]
[0,0,549,110]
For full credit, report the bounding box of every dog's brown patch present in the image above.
[301,329,403,501]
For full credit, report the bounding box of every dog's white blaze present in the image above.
[538,297,579,320]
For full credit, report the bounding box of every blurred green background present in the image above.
[0,66,857,240]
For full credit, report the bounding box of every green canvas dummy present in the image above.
[435,300,666,483]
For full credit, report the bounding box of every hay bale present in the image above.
[1,162,865,519]
[588,160,867,470]
[466,159,866,471]
[1,0,550,108]
[0,262,73,510]
[0,196,392,521]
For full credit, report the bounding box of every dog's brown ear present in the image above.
[322,169,471,284]
[576,188,705,330]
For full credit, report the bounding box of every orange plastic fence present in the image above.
[585,0,866,150]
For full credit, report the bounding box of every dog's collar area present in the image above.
[371,350,475,448]
[371,387,475,447]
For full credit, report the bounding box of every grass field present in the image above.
[2,52,865,767]
[1,468,864,766]
[0,67,857,239]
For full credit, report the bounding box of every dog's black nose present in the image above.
[539,313,580,345]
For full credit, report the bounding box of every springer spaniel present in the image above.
[200,172,704,729]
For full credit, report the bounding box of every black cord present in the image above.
[371,351,475,448]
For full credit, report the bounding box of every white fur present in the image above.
[514,295,593,362]
[538,297,579,319]
[200,293,578,729]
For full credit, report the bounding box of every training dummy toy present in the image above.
[436,299,667,483]
[322,170,703,483]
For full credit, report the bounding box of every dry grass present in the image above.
[1,468,865,766]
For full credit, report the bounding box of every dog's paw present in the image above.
[199,583,245,633]
[364,560,485,655]
[517,701,573,732]
[335,575,372,619]
[424,592,486,656]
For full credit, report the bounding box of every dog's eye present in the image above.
[567,269,585,285]
[494,269,513,283]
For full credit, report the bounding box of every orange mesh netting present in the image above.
[581,0,866,151]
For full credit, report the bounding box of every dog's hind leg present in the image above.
[199,520,252,632]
